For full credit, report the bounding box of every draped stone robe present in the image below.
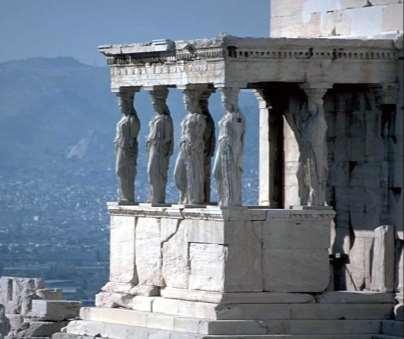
[174,113,207,204]
[114,114,140,203]
[147,114,174,204]
[213,111,245,207]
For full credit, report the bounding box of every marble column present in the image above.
[114,87,140,205]
[213,87,245,208]
[199,87,216,203]
[254,89,283,208]
[174,85,208,205]
[146,86,174,204]
[298,84,331,207]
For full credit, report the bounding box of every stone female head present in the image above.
[117,89,135,116]
[150,87,169,115]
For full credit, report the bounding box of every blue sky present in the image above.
[0,1,269,65]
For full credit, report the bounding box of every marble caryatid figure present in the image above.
[213,87,245,207]
[114,88,140,205]
[174,88,207,205]
[200,88,216,201]
[147,87,174,204]
[287,86,329,207]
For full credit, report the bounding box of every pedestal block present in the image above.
[97,204,334,311]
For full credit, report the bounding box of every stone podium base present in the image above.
[53,292,396,339]
[52,205,399,338]
[100,204,335,299]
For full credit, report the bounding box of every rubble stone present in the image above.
[0,277,44,315]
[30,300,80,322]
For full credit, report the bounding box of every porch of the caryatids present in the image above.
[174,85,209,205]
[146,86,174,204]
[213,87,245,208]
[114,87,140,205]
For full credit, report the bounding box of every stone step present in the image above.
[209,320,382,335]
[99,299,394,321]
[80,307,386,335]
[53,334,112,339]
[66,319,381,339]
[56,333,376,339]
[382,320,404,336]
[66,320,201,339]
[68,317,384,336]
[150,298,395,320]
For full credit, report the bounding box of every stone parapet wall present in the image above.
[270,0,404,38]
[97,204,334,309]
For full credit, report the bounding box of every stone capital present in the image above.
[115,86,140,96]
[181,85,207,114]
[148,86,170,115]
[177,83,210,91]
[300,84,332,113]
[143,85,169,93]
[148,86,169,100]
[199,86,215,99]
[214,81,247,90]
[219,87,241,113]
[116,87,140,116]
[300,84,331,102]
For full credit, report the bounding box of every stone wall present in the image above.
[325,86,401,237]
[270,0,404,38]
[324,85,403,287]
[279,81,403,292]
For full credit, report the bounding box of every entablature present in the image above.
[99,35,401,91]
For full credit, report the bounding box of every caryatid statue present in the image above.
[174,88,207,205]
[114,88,140,205]
[298,86,329,206]
[213,87,245,207]
[200,88,216,201]
[147,87,174,204]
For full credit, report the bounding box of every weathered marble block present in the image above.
[108,215,137,288]
[0,277,45,315]
[371,225,395,292]
[98,203,334,305]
